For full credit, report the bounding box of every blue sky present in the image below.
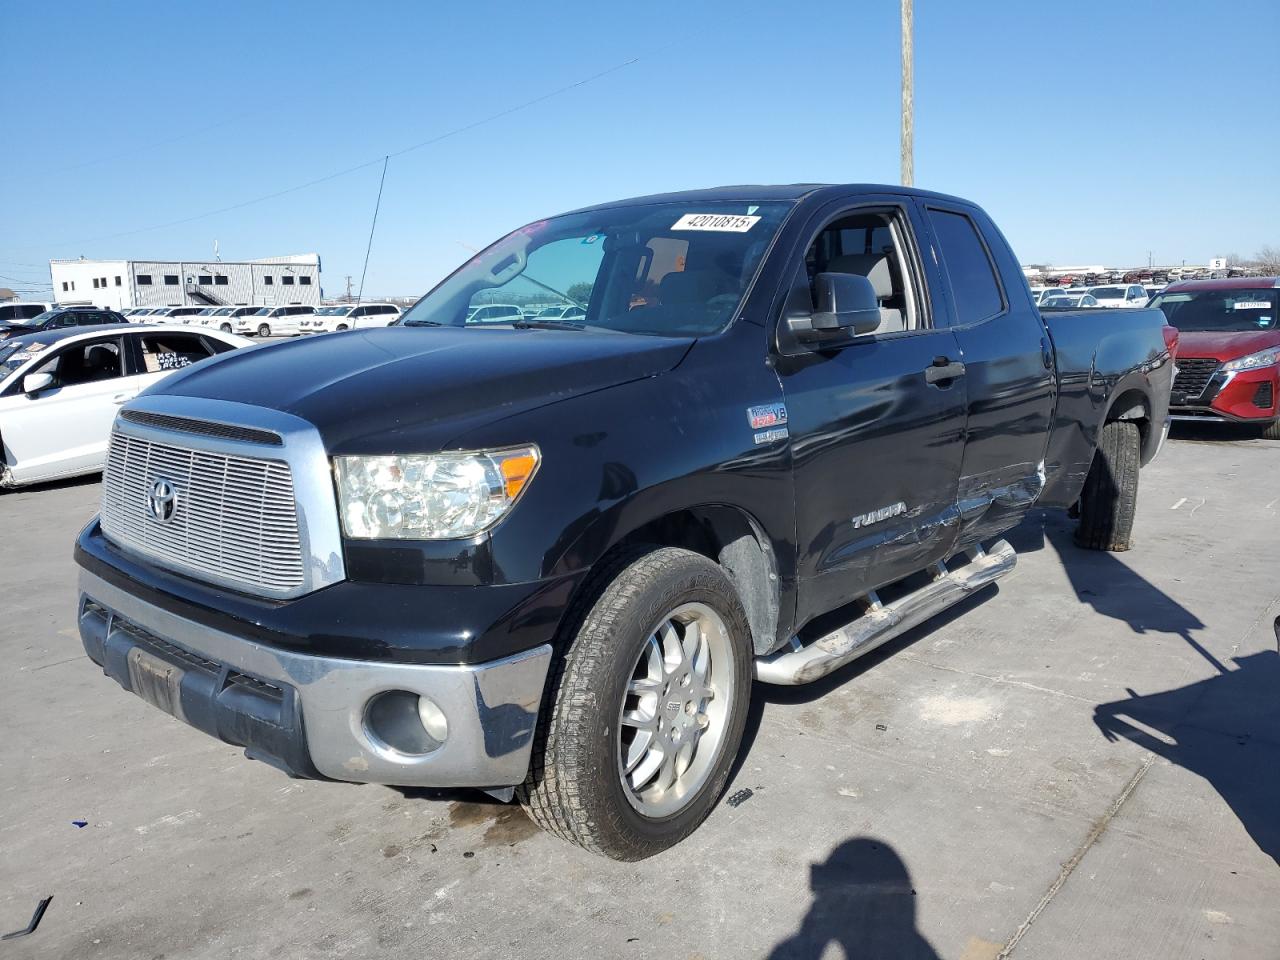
[2,0,1277,298]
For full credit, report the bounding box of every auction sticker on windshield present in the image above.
[1232,301,1271,310]
[671,213,761,232]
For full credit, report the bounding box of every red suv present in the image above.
[1150,278,1280,439]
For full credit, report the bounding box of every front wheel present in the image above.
[520,547,752,860]
[257,323,271,337]
[1075,420,1140,551]
[335,323,348,331]
[219,323,232,333]
[1262,419,1280,441]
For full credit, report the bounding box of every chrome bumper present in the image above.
[78,569,552,788]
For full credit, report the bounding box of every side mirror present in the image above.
[22,372,54,396]
[786,272,881,341]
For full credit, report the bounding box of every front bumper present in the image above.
[1171,365,1278,424]
[79,568,552,788]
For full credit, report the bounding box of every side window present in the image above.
[789,207,918,337]
[35,338,124,386]
[137,333,215,372]
[926,208,1004,326]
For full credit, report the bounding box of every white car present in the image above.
[531,304,587,321]
[301,303,402,333]
[0,301,55,324]
[142,306,207,325]
[1088,284,1150,308]
[234,305,315,338]
[1042,293,1099,308]
[0,324,251,489]
[195,305,261,332]
[466,303,524,325]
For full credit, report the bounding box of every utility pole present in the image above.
[901,0,914,187]
[344,275,353,301]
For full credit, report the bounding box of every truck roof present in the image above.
[1163,277,1280,292]
[564,183,976,215]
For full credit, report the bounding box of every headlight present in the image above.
[1221,348,1280,373]
[334,447,539,540]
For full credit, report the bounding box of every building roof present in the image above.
[49,254,319,267]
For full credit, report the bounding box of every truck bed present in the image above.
[1038,306,1173,506]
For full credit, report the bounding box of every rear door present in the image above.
[774,197,969,624]
[916,201,1056,545]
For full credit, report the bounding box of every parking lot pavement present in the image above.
[1,430,1277,959]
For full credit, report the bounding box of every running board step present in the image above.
[754,540,1016,685]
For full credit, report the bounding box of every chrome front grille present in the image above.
[100,430,305,595]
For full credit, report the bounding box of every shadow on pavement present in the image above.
[1094,633,1280,868]
[1005,508,1206,648]
[1168,421,1270,444]
[768,836,941,959]
[1012,509,1279,868]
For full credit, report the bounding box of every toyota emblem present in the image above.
[147,479,178,523]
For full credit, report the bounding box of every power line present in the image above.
[33,55,642,253]
[356,157,390,306]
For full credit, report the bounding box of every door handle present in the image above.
[924,357,966,384]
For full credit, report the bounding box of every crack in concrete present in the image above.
[997,753,1156,959]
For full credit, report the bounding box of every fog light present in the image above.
[364,690,448,755]
[417,695,449,743]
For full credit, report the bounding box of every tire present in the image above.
[336,324,348,331]
[1262,419,1280,441]
[219,323,232,333]
[1075,420,1140,551]
[257,323,271,337]
[519,546,753,860]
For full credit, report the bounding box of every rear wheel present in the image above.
[336,324,349,331]
[219,323,232,333]
[520,547,752,860]
[257,323,271,337]
[1262,419,1280,441]
[1075,420,1140,551]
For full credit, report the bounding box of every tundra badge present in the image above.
[852,501,907,529]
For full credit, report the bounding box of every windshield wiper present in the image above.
[510,319,592,331]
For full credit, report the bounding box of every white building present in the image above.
[49,254,321,310]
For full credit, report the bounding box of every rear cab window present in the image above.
[925,207,1005,326]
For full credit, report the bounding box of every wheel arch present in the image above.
[568,503,784,657]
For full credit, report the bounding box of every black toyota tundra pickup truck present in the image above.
[75,184,1174,860]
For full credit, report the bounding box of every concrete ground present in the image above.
[2,425,1277,959]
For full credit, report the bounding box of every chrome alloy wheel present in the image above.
[617,602,735,817]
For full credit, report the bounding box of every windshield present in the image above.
[1090,287,1124,299]
[1043,297,1078,307]
[10,310,57,327]
[252,307,273,316]
[315,306,351,316]
[398,201,793,336]
[1150,289,1279,333]
[0,339,51,377]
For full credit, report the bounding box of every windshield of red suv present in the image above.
[1149,289,1279,332]
[399,201,793,337]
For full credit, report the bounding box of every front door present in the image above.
[918,202,1056,544]
[0,336,136,482]
[774,200,969,628]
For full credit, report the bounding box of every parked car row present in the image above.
[1031,282,1166,309]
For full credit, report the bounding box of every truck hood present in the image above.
[150,326,693,451]
[1174,329,1280,362]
